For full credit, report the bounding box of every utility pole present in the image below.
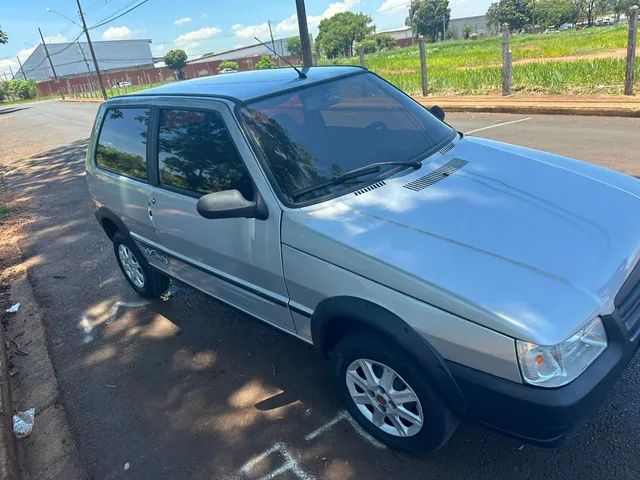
[8,65,14,80]
[295,0,313,67]
[16,56,28,80]
[442,15,446,41]
[76,0,107,99]
[268,20,281,67]
[38,27,65,99]
[78,41,97,93]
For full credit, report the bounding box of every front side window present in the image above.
[238,72,455,206]
[157,109,253,199]
[96,107,150,180]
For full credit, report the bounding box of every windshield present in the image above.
[238,72,455,206]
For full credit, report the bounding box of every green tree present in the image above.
[218,60,239,72]
[609,0,636,18]
[462,24,474,38]
[2,79,37,100]
[255,55,276,69]
[536,0,577,27]
[355,37,378,53]
[164,49,188,80]
[316,11,374,58]
[375,34,396,50]
[573,0,608,25]
[0,26,7,44]
[286,36,302,56]
[485,0,535,31]
[406,0,451,42]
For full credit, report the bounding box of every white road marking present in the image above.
[235,442,313,480]
[465,117,532,135]
[304,410,386,449]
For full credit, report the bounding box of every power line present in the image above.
[90,0,151,30]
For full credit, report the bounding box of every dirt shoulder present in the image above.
[1,159,86,479]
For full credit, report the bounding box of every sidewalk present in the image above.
[414,95,640,117]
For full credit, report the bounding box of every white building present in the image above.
[18,39,154,81]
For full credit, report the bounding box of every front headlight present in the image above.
[516,318,607,388]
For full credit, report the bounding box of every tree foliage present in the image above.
[406,0,451,42]
[164,49,188,80]
[0,26,7,44]
[286,36,302,57]
[485,0,535,31]
[462,24,474,38]
[0,80,37,100]
[218,60,239,72]
[356,34,396,54]
[536,0,577,27]
[573,0,608,25]
[316,11,374,58]
[255,55,276,69]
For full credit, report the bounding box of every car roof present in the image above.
[121,66,365,103]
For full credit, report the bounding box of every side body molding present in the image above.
[310,296,465,414]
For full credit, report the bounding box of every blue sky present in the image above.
[0,0,493,77]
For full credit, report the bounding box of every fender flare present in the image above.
[94,206,130,239]
[310,296,465,414]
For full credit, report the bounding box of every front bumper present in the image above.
[446,314,639,446]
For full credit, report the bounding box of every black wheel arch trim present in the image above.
[310,295,466,414]
[94,206,130,239]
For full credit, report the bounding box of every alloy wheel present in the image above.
[345,358,424,437]
[118,244,145,288]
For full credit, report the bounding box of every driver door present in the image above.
[137,98,294,333]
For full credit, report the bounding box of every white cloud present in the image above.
[173,17,192,26]
[234,0,361,39]
[43,33,67,44]
[102,26,132,40]
[0,58,19,77]
[174,26,222,49]
[200,13,208,18]
[377,0,409,14]
[232,22,271,39]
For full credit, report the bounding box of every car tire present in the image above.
[112,232,169,299]
[330,330,459,453]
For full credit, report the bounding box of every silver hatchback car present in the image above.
[86,66,640,453]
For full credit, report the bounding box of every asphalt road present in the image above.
[1,100,640,480]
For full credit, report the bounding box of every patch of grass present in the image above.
[321,25,638,95]
[0,204,12,220]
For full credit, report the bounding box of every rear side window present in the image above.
[157,109,253,199]
[95,107,150,181]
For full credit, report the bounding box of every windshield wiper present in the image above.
[291,161,422,200]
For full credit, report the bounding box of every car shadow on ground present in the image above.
[5,138,640,480]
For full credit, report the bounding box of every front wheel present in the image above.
[330,330,459,453]
[113,232,169,299]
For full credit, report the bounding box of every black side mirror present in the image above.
[196,190,267,220]
[430,105,446,122]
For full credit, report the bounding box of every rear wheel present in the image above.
[113,232,169,299]
[331,330,459,453]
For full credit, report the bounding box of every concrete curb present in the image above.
[0,313,21,480]
[418,103,640,118]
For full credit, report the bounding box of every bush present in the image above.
[255,56,276,70]
[218,60,239,72]
[1,79,37,100]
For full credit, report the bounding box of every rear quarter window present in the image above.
[95,107,150,181]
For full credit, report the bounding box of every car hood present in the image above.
[282,136,640,345]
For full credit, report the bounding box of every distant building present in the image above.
[379,14,493,45]
[187,36,302,66]
[18,39,154,82]
[449,15,490,38]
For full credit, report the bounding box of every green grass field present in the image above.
[321,25,640,95]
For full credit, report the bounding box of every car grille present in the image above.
[615,261,640,340]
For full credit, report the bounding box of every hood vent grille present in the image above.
[439,142,455,155]
[403,158,467,192]
[354,181,386,196]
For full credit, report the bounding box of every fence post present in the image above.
[359,48,366,68]
[502,23,512,96]
[418,35,428,97]
[625,5,639,95]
